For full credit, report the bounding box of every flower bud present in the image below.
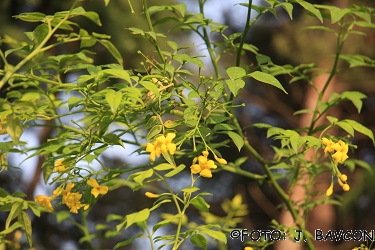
[342,184,350,192]
[326,183,334,196]
[339,174,348,183]
[145,192,159,198]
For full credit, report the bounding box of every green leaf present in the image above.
[103,69,131,84]
[56,211,71,224]
[146,125,163,140]
[113,233,143,249]
[326,116,338,124]
[6,115,23,145]
[34,23,49,46]
[83,11,102,26]
[0,187,10,198]
[80,29,97,48]
[293,109,314,115]
[200,228,227,244]
[68,96,82,110]
[336,121,354,137]
[213,124,237,131]
[103,133,125,148]
[125,208,150,229]
[343,119,375,145]
[190,196,210,212]
[154,163,175,171]
[140,81,160,98]
[281,3,294,20]
[227,131,244,151]
[133,169,154,186]
[167,41,178,51]
[329,7,350,24]
[225,79,245,97]
[206,116,228,124]
[0,222,21,235]
[98,39,123,66]
[181,187,200,193]
[153,214,181,232]
[190,234,208,250]
[18,211,32,247]
[284,130,301,154]
[165,164,186,178]
[249,71,287,94]
[226,67,246,79]
[296,0,323,23]
[105,89,122,114]
[342,91,367,113]
[13,12,46,22]
[6,202,22,229]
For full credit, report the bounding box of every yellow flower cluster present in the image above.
[60,183,89,213]
[146,133,177,161]
[54,159,67,173]
[322,138,351,196]
[190,151,227,178]
[322,138,349,165]
[35,178,108,213]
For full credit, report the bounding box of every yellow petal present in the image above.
[342,184,350,191]
[190,164,201,174]
[165,133,176,143]
[200,169,212,178]
[198,155,207,165]
[341,154,348,163]
[202,151,209,157]
[91,186,108,198]
[156,135,166,144]
[332,152,342,164]
[167,143,176,155]
[87,178,99,188]
[207,160,217,169]
[149,152,156,162]
[321,138,331,146]
[160,144,167,154]
[146,143,154,153]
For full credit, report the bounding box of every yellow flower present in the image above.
[87,178,108,198]
[54,159,67,173]
[62,183,75,204]
[244,247,254,250]
[322,138,335,154]
[35,195,54,212]
[145,192,159,198]
[190,151,217,178]
[322,138,349,164]
[64,192,83,213]
[146,133,177,161]
[331,140,349,164]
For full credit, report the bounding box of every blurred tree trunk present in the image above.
[275,63,337,250]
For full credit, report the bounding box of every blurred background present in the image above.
[0,0,375,249]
